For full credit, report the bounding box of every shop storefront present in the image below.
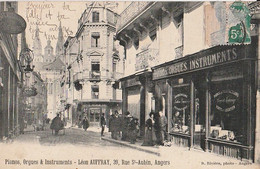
[77,101,121,126]
[152,45,256,161]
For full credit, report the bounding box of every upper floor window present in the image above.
[92,11,99,23]
[91,32,100,47]
[91,85,99,99]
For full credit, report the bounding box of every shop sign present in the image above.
[153,47,238,80]
[0,11,26,34]
[125,77,141,88]
[173,93,190,111]
[214,90,239,112]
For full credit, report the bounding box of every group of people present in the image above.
[109,111,139,144]
[142,111,167,146]
[108,110,168,146]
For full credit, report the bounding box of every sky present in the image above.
[18,1,130,51]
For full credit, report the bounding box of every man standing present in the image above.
[159,111,168,143]
[100,113,106,136]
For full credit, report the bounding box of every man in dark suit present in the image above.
[100,113,106,136]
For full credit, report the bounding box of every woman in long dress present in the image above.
[142,112,156,146]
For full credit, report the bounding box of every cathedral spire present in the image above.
[33,24,42,59]
[56,21,64,57]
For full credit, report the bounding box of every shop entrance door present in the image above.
[89,108,101,124]
[193,75,206,150]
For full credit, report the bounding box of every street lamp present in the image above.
[20,48,35,73]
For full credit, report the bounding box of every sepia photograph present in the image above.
[0,0,259,168]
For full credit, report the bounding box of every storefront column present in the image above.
[167,80,172,139]
[243,60,255,162]
[140,83,146,137]
[122,84,128,115]
[7,66,10,136]
[190,79,195,149]
[205,73,210,152]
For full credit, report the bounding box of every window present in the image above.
[210,79,245,144]
[91,85,99,99]
[91,32,100,47]
[171,85,191,134]
[91,61,100,79]
[92,11,99,22]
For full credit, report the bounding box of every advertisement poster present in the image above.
[0,1,259,169]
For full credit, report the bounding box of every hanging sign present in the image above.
[0,11,26,34]
[214,90,239,112]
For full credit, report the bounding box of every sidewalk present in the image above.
[101,135,160,156]
[100,131,260,168]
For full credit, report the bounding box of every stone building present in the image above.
[117,1,259,162]
[63,2,124,125]
[0,1,26,139]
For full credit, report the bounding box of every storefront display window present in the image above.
[210,79,246,144]
[171,85,190,134]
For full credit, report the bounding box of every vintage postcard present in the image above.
[0,1,259,169]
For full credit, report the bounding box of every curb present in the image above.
[101,137,160,156]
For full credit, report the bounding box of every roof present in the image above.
[42,57,65,70]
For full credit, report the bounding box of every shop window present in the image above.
[209,79,245,144]
[91,32,100,47]
[92,11,99,23]
[91,85,99,99]
[170,85,191,134]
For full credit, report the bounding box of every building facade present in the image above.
[63,2,124,125]
[0,1,26,140]
[117,1,259,162]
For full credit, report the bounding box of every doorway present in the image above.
[193,74,206,150]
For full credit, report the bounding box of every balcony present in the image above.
[135,48,159,71]
[89,71,101,81]
[117,2,154,31]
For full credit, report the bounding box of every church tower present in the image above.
[56,22,65,59]
[32,25,43,62]
[44,39,54,63]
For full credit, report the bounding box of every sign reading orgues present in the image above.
[214,90,239,112]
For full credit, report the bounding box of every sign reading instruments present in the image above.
[153,47,239,80]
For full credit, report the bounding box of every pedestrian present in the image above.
[78,115,82,128]
[142,112,156,146]
[159,111,168,143]
[121,111,131,141]
[112,110,120,140]
[128,117,139,144]
[109,113,116,139]
[50,114,63,135]
[82,116,89,131]
[154,112,163,145]
[100,113,106,136]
